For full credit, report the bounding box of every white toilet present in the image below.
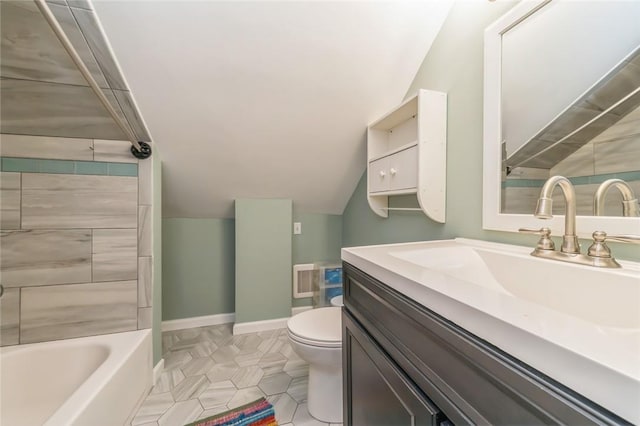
[287,306,343,423]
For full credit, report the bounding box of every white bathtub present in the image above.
[1,330,152,426]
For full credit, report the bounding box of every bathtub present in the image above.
[1,330,152,426]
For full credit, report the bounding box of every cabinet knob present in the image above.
[379,171,386,178]
[390,168,397,176]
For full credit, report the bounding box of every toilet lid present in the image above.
[287,307,341,347]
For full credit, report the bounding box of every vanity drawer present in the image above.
[343,262,628,426]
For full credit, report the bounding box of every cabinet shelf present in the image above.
[366,89,447,222]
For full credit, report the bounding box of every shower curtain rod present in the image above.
[34,0,151,159]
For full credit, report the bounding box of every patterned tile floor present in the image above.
[130,324,342,426]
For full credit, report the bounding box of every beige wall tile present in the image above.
[22,173,137,229]
[594,135,640,174]
[138,256,152,307]
[138,205,152,256]
[0,288,20,346]
[502,187,540,214]
[138,155,152,205]
[138,307,152,329]
[0,229,91,287]
[551,142,595,177]
[0,134,93,160]
[93,139,138,163]
[1,172,21,229]
[92,229,137,282]
[20,280,137,343]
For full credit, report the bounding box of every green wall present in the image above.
[162,218,235,320]
[152,153,163,364]
[235,199,292,323]
[292,211,343,307]
[342,1,639,262]
[161,211,342,320]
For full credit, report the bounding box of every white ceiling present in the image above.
[93,1,452,218]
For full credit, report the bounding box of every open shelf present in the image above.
[366,89,447,222]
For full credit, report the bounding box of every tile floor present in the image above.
[130,323,342,426]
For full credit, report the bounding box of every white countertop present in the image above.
[342,238,640,424]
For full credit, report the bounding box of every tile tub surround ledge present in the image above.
[341,239,640,424]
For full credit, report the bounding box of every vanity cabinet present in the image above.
[367,89,447,222]
[342,262,628,426]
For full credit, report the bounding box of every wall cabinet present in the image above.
[367,89,447,222]
[342,262,628,426]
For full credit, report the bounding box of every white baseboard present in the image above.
[153,358,165,385]
[291,305,313,316]
[161,313,235,332]
[162,308,314,336]
[233,317,290,335]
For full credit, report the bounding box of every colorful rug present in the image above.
[185,398,277,426]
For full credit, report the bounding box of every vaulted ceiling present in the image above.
[93,1,452,218]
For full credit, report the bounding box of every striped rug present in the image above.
[185,398,277,426]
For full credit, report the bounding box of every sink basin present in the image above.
[390,244,640,329]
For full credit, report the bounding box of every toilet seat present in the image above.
[287,307,341,348]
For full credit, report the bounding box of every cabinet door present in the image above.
[343,311,442,426]
[388,145,418,191]
[368,157,389,193]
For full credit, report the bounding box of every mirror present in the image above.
[483,0,640,237]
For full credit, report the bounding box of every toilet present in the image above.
[287,306,343,423]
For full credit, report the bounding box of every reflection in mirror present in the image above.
[499,1,640,217]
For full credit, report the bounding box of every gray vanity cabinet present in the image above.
[344,311,443,425]
[342,262,629,426]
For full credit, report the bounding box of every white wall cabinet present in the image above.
[367,89,447,222]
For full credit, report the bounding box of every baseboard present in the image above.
[291,305,313,316]
[161,313,235,332]
[153,358,165,385]
[233,317,290,335]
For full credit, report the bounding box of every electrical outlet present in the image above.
[293,222,302,235]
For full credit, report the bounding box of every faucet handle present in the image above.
[586,231,636,268]
[594,232,640,244]
[518,227,555,251]
[588,230,640,260]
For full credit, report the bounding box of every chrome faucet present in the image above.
[534,175,580,254]
[593,178,640,217]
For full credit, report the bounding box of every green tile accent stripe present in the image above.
[503,171,640,188]
[0,157,137,176]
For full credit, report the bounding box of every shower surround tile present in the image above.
[0,134,94,161]
[94,139,138,163]
[113,90,152,142]
[21,173,137,229]
[92,229,137,282]
[138,205,152,256]
[138,307,153,329]
[138,256,153,307]
[0,288,20,346]
[0,79,129,140]
[0,229,91,287]
[0,172,20,229]
[20,280,137,343]
[0,1,106,87]
[70,6,127,90]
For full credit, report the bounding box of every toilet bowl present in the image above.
[330,295,343,307]
[287,307,342,423]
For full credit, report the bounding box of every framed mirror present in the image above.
[483,0,640,237]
